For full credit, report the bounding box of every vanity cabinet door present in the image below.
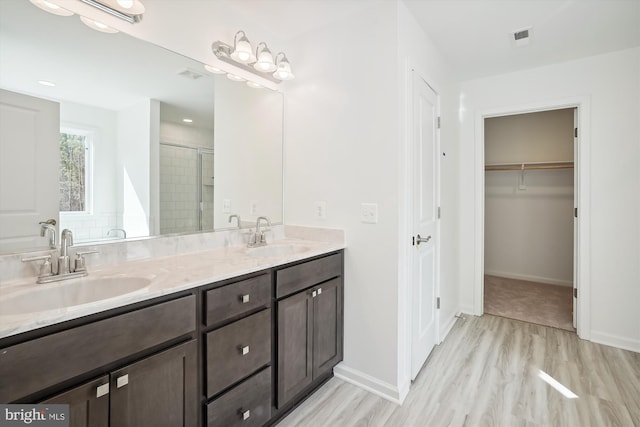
[110,340,197,427]
[40,376,109,427]
[312,278,343,379]
[277,289,313,407]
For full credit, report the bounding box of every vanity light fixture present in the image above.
[79,0,145,24]
[226,74,246,82]
[204,64,226,75]
[211,30,295,85]
[29,0,74,16]
[229,31,257,64]
[246,81,263,89]
[80,15,119,33]
[254,43,277,73]
[273,52,295,81]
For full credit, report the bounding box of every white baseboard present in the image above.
[484,270,572,287]
[333,363,407,405]
[590,330,640,354]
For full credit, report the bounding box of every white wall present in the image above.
[117,99,158,238]
[213,77,283,229]
[458,47,640,352]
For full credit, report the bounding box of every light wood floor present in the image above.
[277,315,640,427]
[484,275,574,331]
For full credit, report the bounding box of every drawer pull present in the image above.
[239,409,251,420]
[240,294,250,304]
[312,290,317,298]
[317,287,322,295]
[239,345,250,355]
[116,374,129,388]
[96,383,109,398]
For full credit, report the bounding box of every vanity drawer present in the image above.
[276,253,342,298]
[0,295,196,403]
[205,274,271,327]
[206,309,271,398]
[206,367,271,427]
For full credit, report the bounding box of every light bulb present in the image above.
[117,0,134,8]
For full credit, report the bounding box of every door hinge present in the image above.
[574,208,578,218]
[437,117,441,129]
[574,127,578,138]
[437,206,441,219]
[436,297,440,309]
[573,288,578,298]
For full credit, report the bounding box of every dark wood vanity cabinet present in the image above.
[0,295,198,426]
[40,340,197,427]
[202,273,273,427]
[0,250,344,427]
[275,253,343,409]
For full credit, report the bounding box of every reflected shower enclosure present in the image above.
[159,143,214,234]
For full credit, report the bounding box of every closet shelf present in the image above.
[485,161,574,171]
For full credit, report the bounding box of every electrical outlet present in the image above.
[250,200,258,216]
[361,203,378,224]
[222,199,231,213]
[314,201,327,220]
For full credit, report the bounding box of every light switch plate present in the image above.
[250,200,258,216]
[314,201,327,219]
[361,203,378,224]
[222,199,231,213]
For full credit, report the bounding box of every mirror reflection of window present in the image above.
[59,129,91,213]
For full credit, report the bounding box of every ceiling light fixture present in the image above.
[29,0,74,16]
[212,30,295,85]
[79,0,145,24]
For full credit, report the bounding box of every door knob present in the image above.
[416,234,431,245]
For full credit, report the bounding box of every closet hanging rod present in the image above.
[484,161,574,171]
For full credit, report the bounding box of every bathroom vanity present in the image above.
[0,235,344,427]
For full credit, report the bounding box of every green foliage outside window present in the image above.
[59,132,87,212]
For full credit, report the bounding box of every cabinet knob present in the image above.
[312,290,317,298]
[116,374,129,388]
[239,409,250,420]
[317,287,322,295]
[239,345,250,355]
[240,294,250,304]
[96,383,109,398]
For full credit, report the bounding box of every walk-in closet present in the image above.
[484,108,576,331]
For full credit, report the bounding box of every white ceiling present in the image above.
[403,0,640,80]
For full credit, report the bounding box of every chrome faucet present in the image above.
[22,228,98,284]
[59,229,74,274]
[248,216,271,247]
[228,214,241,229]
[40,223,57,249]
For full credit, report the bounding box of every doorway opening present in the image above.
[483,108,576,332]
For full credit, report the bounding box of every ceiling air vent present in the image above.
[177,68,205,80]
[513,29,529,41]
[510,27,532,47]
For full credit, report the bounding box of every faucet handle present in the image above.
[74,250,98,273]
[22,255,54,278]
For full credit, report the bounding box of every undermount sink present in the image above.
[0,276,151,316]
[245,243,311,258]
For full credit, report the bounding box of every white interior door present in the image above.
[0,89,59,252]
[410,72,439,380]
[573,108,578,329]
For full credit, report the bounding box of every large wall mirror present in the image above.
[0,0,283,254]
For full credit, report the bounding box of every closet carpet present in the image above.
[484,275,574,332]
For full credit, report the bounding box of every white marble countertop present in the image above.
[0,235,344,340]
